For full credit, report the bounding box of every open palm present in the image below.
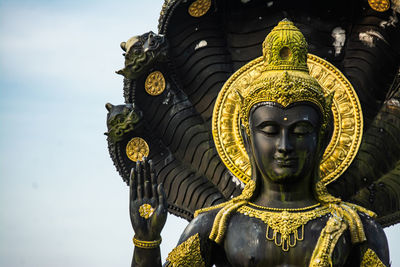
[129,159,167,241]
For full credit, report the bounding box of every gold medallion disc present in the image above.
[145,71,166,96]
[139,204,155,219]
[368,0,390,12]
[188,0,211,17]
[126,137,150,162]
[212,54,363,185]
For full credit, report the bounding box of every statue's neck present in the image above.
[252,171,318,209]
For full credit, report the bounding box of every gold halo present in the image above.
[212,54,363,185]
[126,137,150,162]
[145,71,166,96]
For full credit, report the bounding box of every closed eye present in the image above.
[257,122,279,135]
[292,122,314,135]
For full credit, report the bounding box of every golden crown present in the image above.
[239,20,333,134]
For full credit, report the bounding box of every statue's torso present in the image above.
[221,212,352,267]
[170,202,388,267]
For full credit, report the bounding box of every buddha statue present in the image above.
[127,20,389,267]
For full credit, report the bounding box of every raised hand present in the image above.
[129,158,167,241]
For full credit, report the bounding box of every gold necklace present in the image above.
[248,202,321,212]
[237,204,331,252]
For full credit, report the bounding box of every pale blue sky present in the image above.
[0,1,398,266]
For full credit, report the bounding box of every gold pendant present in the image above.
[237,204,331,251]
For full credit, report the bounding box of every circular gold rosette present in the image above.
[139,204,155,219]
[126,137,150,162]
[368,0,390,12]
[145,71,166,96]
[212,54,363,185]
[188,0,212,17]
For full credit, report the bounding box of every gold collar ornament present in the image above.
[238,204,331,252]
[212,19,363,185]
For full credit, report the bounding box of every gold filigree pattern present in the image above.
[315,180,342,204]
[212,31,363,185]
[237,205,331,251]
[237,21,333,138]
[308,55,363,185]
[204,198,371,248]
[360,249,386,267]
[145,71,165,96]
[188,0,211,17]
[309,217,348,267]
[368,0,390,12]
[238,71,333,136]
[248,202,321,212]
[262,19,309,72]
[126,137,149,162]
[139,204,155,219]
[330,202,370,244]
[166,233,205,267]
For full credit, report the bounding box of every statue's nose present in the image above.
[277,129,293,153]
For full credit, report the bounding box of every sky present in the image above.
[0,0,398,266]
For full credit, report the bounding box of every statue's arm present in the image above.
[345,212,390,267]
[358,213,390,266]
[128,157,229,266]
[129,159,167,267]
[164,210,229,267]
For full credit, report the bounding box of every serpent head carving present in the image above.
[105,103,142,143]
[117,31,168,79]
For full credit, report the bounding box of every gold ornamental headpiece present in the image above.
[213,19,363,185]
[239,20,333,134]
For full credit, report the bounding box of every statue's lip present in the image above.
[274,156,297,160]
[274,157,298,166]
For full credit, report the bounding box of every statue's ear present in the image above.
[240,123,252,159]
[240,122,258,183]
[237,95,258,182]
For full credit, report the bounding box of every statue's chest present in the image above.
[222,214,350,267]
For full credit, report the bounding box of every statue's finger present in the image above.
[149,160,158,198]
[143,157,148,180]
[137,184,143,200]
[152,184,158,203]
[149,160,156,184]
[137,161,143,199]
[129,167,137,201]
[157,183,167,208]
[144,181,151,199]
[143,157,151,198]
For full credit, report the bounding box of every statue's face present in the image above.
[248,103,321,184]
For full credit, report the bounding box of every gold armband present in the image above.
[166,233,205,267]
[133,236,162,249]
[360,249,386,267]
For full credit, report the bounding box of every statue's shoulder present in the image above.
[357,210,390,266]
[336,201,390,266]
[171,202,226,248]
[165,204,228,267]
